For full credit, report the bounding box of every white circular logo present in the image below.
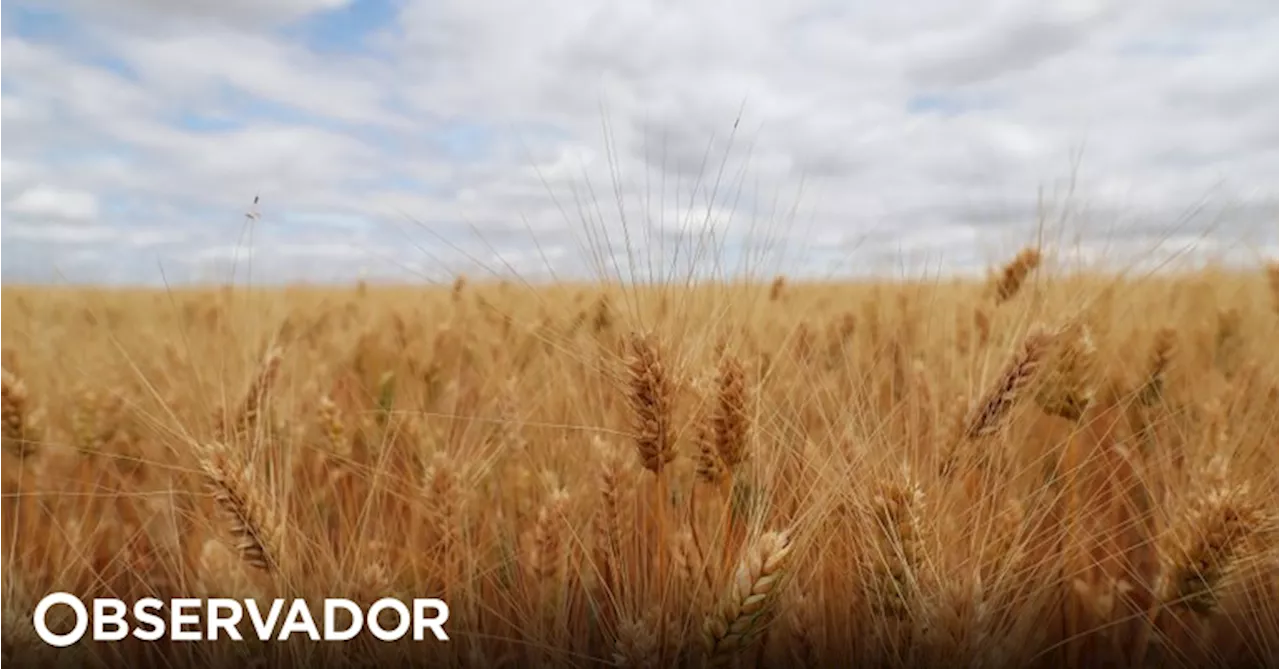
[33,593,89,647]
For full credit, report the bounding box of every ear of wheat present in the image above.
[199,442,283,575]
[626,333,676,475]
[703,530,793,665]
[965,328,1055,439]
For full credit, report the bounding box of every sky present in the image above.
[1,0,1277,285]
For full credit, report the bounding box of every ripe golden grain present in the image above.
[0,265,1275,668]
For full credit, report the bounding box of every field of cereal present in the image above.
[1,254,1277,668]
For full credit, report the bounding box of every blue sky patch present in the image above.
[907,94,957,114]
[434,120,494,160]
[6,4,139,80]
[3,5,73,40]
[176,111,245,133]
[282,0,402,56]
[1117,39,1201,58]
[906,92,998,116]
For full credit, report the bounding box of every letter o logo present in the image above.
[367,598,410,641]
[33,593,89,647]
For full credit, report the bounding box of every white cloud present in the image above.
[6,186,101,225]
[54,0,353,29]
[3,223,115,243]
[904,1,1116,87]
[0,94,31,122]
[0,159,32,185]
[114,31,401,126]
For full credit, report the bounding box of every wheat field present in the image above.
[1,252,1277,668]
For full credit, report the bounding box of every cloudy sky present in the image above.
[2,0,1276,285]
